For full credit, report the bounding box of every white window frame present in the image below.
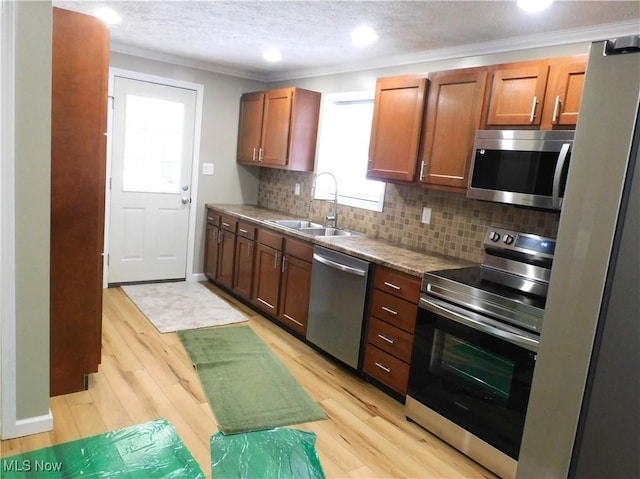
[315,91,386,212]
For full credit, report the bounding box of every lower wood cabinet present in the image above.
[233,222,256,299]
[204,212,221,281]
[278,238,313,335]
[363,265,421,396]
[252,229,284,315]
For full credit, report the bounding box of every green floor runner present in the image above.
[0,419,205,478]
[211,427,325,478]
[178,326,326,435]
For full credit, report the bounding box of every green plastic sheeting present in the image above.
[1,419,205,478]
[211,428,325,479]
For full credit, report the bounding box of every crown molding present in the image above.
[110,19,640,83]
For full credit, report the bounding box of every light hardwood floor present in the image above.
[1,283,496,478]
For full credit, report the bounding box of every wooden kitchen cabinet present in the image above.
[204,211,221,281]
[237,87,321,172]
[486,56,587,128]
[486,61,550,127]
[278,238,313,335]
[419,68,489,191]
[217,216,238,289]
[367,75,428,182]
[50,7,109,396]
[252,229,285,315]
[363,265,421,396]
[233,222,256,299]
[540,56,587,129]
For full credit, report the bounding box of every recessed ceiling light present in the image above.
[517,0,553,13]
[351,26,379,47]
[262,48,282,62]
[94,7,122,25]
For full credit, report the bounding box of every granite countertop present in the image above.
[206,204,473,277]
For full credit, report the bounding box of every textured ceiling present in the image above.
[53,1,640,81]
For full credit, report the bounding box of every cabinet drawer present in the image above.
[257,228,284,250]
[220,215,238,233]
[284,237,313,262]
[206,210,220,226]
[237,221,256,240]
[363,345,410,396]
[370,290,417,334]
[367,317,414,363]
[374,266,421,303]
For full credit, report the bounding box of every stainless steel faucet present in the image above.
[310,172,338,228]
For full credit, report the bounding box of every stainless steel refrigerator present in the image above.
[517,38,640,478]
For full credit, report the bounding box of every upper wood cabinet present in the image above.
[486,61,550,126]
[540,57,588,129]
[367,75,428,182]
[486,56,587,128]
[419,68,489,191]
[237,87,321,172]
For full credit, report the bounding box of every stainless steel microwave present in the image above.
[467,130,575,211]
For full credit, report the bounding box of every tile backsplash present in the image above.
[257,168,559,263]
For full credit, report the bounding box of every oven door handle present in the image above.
[420,296,539,352]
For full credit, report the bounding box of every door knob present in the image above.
[181,197,190,205]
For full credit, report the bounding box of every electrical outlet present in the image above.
[421,207,432,224]
[202,163,214,175]
[294,183,301,195]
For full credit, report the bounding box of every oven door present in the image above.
[409,295,539,460]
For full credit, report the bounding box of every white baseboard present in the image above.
[190,273,206,282]
[2,409,53,439]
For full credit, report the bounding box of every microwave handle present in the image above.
[552,143,571,209]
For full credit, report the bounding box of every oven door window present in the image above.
[409,307,537,459]
[437,333,515,402]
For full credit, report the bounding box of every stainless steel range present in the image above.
[406,227,557,479]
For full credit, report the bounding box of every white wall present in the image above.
[109,53,265,275]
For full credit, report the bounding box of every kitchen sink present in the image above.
[267,219,324,229]
[298,227,360,237]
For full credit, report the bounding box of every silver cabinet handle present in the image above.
[377,334,395,345]
[283,314,303,327]
[374,362,391,373]
[247,242,252,258]
[529,95,538,123]
[217,230,223,244]
[239,228,248,234]
[258,147,264,162]
[274,251,280,269]
[281,255,287,273]
[419,161,426,181]
[552,95,561,123]
[383,281,401,290]
[252,147,257,162]
[381,306,398,315]
[222,222,231,227]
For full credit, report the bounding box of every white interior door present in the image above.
[109,77,197,284]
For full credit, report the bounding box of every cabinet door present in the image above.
[252,243,282,315]
[486,62,549,126]
[420,68,488,190]
[279,255,312,335]
[233,236,255,299]
[217,230,236,289]
[261,88,293,166]
[204,223,220,281]
[237,91,265,164]
[368,75,428,181]
[542,58,587,128]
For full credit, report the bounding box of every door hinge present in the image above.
[109,177,112,190]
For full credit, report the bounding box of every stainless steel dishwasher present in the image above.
[306,246,371,369]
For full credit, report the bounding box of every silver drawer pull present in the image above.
[383,281,401,290]
[222,222,231,227]
[377,334,395,345]
[381,306,398,315]
[374,362,391,373]
[207,217,215,222]
[239,228,249,234]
